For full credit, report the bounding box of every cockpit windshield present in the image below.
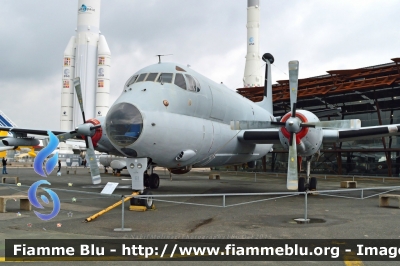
[124,66,200,92]
[157,73,173,83]
[125,75,138,87]
[146,73,158,82]
[136,73,147,82]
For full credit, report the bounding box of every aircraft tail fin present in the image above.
[0,109,18,137]
[255,53,274,115]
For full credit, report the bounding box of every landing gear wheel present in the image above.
[149,173,160,189]
[309,177,317,190]
[144,173,150,188]
[298,177,306,192]
[140,190,154,209]
[130,194,141,206]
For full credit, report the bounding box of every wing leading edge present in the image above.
[237,124,400,145]
[0,126,67,136]
[323,124,400,143]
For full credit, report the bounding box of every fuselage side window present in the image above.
[157,73,173,84]
[146,73,158,82]
[174,73,187,90]
[185,74,197,92]
[125,75,138,87]
[136,73,148,82]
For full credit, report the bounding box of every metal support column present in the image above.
[375,97,393,177]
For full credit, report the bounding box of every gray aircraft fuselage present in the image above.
[95,62,273,169]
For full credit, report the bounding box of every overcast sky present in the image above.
[0,0,399,130]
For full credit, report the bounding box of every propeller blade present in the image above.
[230,121,285,130]
[287,132,298,190]
[86,136,101,184]
[288,60,299,116]
[84,137,89,149]
[73,77,86,122]
[301,119,361,129]
[291,102,297,118]
[289,132,294,146]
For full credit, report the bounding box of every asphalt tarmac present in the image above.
[1,166,400,265]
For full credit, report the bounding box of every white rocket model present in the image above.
[60,0,110,132]
[243,0,263,88]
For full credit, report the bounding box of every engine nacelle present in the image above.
[2,138,39,147]
[169,165,192,174]
[278,110,323,157]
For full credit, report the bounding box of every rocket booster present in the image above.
[243,0,262,88]
[60,0,110,130]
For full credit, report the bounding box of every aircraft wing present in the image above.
[235,124,400,145]
[322,124,400,143]
[0,126,67,136]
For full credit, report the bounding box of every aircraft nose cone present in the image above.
[105,102,143,148]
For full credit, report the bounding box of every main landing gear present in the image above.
[297,157,317,192]
[144,172,160,189]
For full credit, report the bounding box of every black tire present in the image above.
[309,177,317,190]
[140,190,154,209]
[298,177,306,192]
[149,173,160,189]
[130,195,141,206]
[144,173,150,187]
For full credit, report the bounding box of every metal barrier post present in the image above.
[114,195,132,232]
[361,189,364,199]
[223,195,226,207]
[304,192,308,221]
[254,173,257,182]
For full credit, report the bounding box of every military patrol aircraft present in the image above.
[2,54,400,195]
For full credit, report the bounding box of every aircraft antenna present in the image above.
[156,54,173,64]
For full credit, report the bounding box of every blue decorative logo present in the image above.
[33,131,59,177]
[78,4,95,13]
[28,180,60,221]
[249,37,254,43]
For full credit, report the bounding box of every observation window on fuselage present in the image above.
[136,73,148,82]
[125,75,138,87]
[185,74,200,92]
[146,73,158,82]
[174,73,187,90]
[157,73,173,84]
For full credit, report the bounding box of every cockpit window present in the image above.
[174,73,187,90]
[125,75,138,87]
[146,73,158,82]
[185,74,200,92]
[157,73,173,84]
[136,73,147,82]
